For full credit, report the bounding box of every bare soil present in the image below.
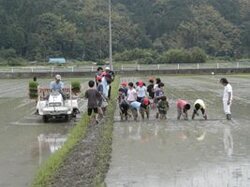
[49,120,104,187]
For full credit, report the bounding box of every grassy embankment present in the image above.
[93,80,119,186]
[32,78,119,187]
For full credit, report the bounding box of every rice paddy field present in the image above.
[105,74,250,187]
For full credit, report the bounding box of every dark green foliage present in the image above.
[114,49,158,64]
[29,80,39,99]
[71,81,81,93]
[0,0,250,61]
[156,48,206,64]
[190,47,207,63]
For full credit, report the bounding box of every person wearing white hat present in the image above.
[50,74,64,93]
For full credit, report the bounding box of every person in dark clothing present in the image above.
[95,67,103,86]
[104,67,115,99]
[147,79,154,99]
[119,95,130,121]
[85,80,101,123]
[118,82,128,103]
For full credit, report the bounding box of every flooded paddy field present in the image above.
[0,78,88,187]
[106,75,250,187]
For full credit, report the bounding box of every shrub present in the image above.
[157,49,190,64]
[157,48,207,64]
[71,81,81,93]
[0,48,17,58]
[29,81,39,99]
[114,48,158,64]
[190,47,207,63]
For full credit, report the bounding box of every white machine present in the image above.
[36,87,79,122]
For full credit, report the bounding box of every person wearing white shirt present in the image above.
[136,80,147,102]
[192,99,207,120]
[127,82,137,103]
[220,78,233,120]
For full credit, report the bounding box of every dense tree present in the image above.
[0,0,250,62]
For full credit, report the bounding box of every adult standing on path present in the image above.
[220,78,233,120]
[104,66,115,99]
[95,67,103,86]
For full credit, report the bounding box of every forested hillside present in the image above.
[0,0,249,62]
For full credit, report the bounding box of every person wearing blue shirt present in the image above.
[50,74,65,100]
[50,74,64,92]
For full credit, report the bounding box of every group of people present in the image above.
[85,66,115,123]
[49,68,233,122]
[118,78,169,121]
[117,77,233,121]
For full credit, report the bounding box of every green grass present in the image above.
[93,78,119,186]
[31,78,119,187]
[32,113,90,187]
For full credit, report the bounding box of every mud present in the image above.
[0,78,88,187]
[106,75,250,187]
[49,120,104,187]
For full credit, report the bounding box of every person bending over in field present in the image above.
[130,101,141,121]
[140,97,151,120]
[177,99,191,120]
[156,96,169,119]
[119,95,130,121]
[191,99,207,120]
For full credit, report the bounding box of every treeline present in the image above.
[114,48,207,64]
[0,0,250,63]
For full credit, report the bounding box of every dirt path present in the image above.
[50,121,103,187]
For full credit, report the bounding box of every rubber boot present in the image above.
[203,114,208,120]
[226,114,231,120]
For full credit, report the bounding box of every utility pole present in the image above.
[109,0,113,70]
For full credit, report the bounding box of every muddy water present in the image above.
[106,75,250,187]
[0,78,87,187]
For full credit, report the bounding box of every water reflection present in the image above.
[223,125,233,156]
[37,134,67,165]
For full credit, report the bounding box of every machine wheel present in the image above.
[43,115,49,123]
[65,115,70,122]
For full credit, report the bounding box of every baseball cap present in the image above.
[121,82,127,86]
[143,98,150,105]
[138,80,144,86]
[105,67,110,70]
[55,74,61,80]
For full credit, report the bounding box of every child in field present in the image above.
[85,80,101,123]
[130,101,141,121]
[127,82,137,103]
[176,99,191,120]
[147,78,154,99]
[156,96,169,119]
[154,78,161,90]
[119,95,130,121]
[136,80,147,102]
[220,78,233,120]
[118,82,128,103]
[140,97,151,119]
[154,82,165,101]
[191,99,207,120]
